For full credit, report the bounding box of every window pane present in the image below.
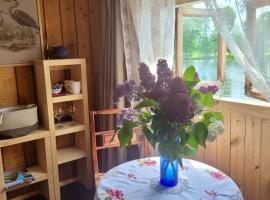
[183,16,218,81]
[217,58,246,99]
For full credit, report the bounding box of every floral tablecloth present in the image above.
[97,157,243,200]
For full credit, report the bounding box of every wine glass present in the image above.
[54,107,64,128]
[68,104,76,126]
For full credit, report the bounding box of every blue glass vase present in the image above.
[160,156,178,187]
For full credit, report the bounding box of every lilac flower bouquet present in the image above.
[113,59,224,168]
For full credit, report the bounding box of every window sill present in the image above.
[214,95,270,109]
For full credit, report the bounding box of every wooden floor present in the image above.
[26,183,95,200]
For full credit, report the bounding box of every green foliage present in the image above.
[183,66,196,81]
[193,122,208,148]
[200,92,215,107]
[191,89,215,108]
[203,112,224,125]
[117,120,137,147]
[142,126,156,149]
[135,99,157,110]
[138,111,152,123]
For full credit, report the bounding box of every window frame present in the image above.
[175,7,227,85]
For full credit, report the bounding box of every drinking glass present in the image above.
[68,104,76,126]
[54,107,64,128]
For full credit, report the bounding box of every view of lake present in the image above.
[183,59,246,99]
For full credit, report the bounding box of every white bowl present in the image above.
[52,88,62,95]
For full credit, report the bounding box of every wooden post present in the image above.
[0,149,7,200]
[176,8,183,77]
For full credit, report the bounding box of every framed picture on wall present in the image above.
[0,0,44,66]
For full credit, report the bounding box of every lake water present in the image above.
[183,59,247,99]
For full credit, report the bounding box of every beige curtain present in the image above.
[91,0,139,172]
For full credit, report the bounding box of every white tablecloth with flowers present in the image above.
[97,157,243,200]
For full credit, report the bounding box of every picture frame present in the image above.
[0,0,44,67]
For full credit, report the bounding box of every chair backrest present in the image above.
[90,108,150,186]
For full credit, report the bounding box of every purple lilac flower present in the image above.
[208,85,219,94]
[113,80,140,103]
[116,108,137,128]
[199,85,209,94]
[139,63,156,91]
[199,85,219,94]
[156,59,173,86]
[148,84,167,100]
[194,72,200,81]
[168,77,188,94]
[165,93,194,123]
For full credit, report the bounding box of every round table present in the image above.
[97,157,243,200]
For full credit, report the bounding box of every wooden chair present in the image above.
[90,109,150,186]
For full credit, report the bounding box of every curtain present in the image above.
[204,0,270,100]
[120,0,176,80]
[91,0,140,172]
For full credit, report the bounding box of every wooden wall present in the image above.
[0,0,96,176]
[195,98,270,200]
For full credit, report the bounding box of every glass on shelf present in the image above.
[68,104,76,126]
[54,107,64,129]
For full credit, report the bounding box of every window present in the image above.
[175,2,248,100]
[176,6,226,84]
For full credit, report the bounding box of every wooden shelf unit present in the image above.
[54,122,85,137]
[0,132,55,200]
[57,147,87,165]
[35,58,92,200]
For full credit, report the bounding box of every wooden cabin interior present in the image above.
[0,0,269,199]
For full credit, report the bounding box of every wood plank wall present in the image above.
[194,99,270,200]
[0,0,95,176]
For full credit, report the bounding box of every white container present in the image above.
[64,80,81,95]
[0,104,38,139]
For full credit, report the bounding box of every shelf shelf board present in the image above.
[57,147,87,165]
[0,129,50,148]
[6,165,48,192]
[59,177,78,187]
[96,141,145,150]
[39,58,85,67]
[52,94,83,103]
[55,122,85,136]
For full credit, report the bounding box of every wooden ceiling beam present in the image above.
[248,0,270,9]
[176,0,200,5]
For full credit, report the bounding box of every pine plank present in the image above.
[260,120,270,200]
[74,0,93,108]
[55,122,85,137]
[0,129,49,148]
[0,68,18,107]
[60,0,78,57]
[230,112,245,192]
[244,117,261,200]
[57,147,87,165]
[216,109,231,174]
[204,140,217,167]
[43,0,63,45]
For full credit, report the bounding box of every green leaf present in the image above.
[203,112,224,122]
[177,157,183,169]
[184,80,199,91]
[109,133,116,143]
[183,66,196,81]
[118,120,137,147]
[200,92,215,108]
[193,122,208,148]
[183,145,197,157]
[187,132,198,149]
[134,99,157,110]
[138,111,152,123]
[142,126,156,149]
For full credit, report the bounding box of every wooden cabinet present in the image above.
[35,58,92,199]
[0,130,55,200]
